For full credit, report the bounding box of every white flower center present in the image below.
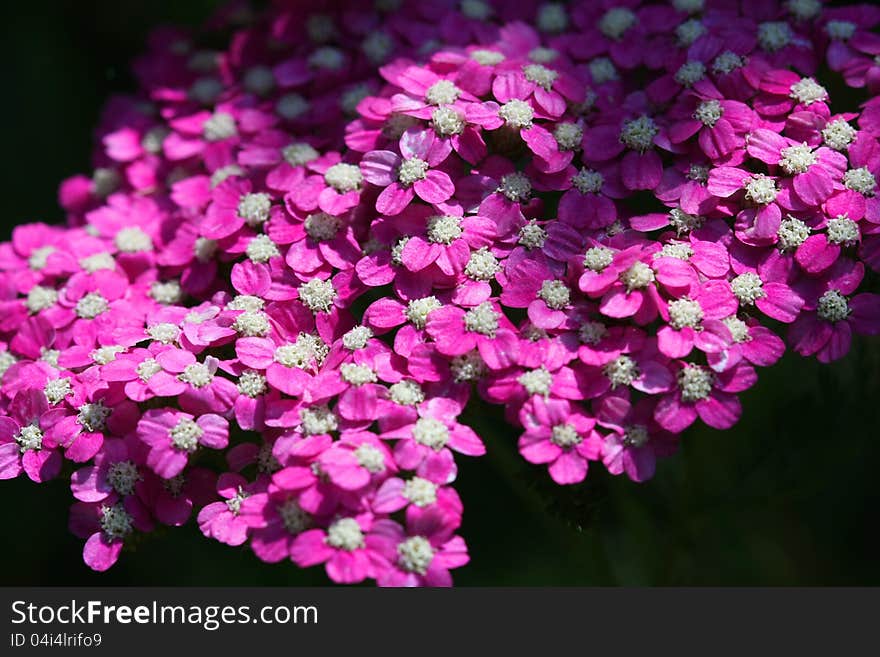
[844,167,876,196]
[340,363,377,386]
[170,418,203,452]
[822,119,856,151]
[77,402,111,433]
[465,248,500,281]
[744,175,778,204]
[100,503,133,540]
[115,227,153,253]
[551,423,581,448]
[412,417,450,451]
[817,289,850,322]
[688,164,710,183]
[620,261,655,291]
[669,208,705,235]
[538,280,570,310]
[529,47,558,63]
[826,215,860,245]
[464,302,500,336]
[604,355,640,388]
[0,351,16,376]
[694,100,723,127]
[28,246,54,270]
[283,143,319,167]
[150,280,182,304]
[425,80,461,106]
[731,272,766,305]
[225,487,247,515]
[589,57,618,84]
[498,172,532,202]
[658,242,694,261]
[676,19,706,46]
[274,333,328,369]
[518,367,553,397]
[243,66,274,96]
[237,193,272,226]
[178,362,214,389]
[518,221,547,250]
[599,7,637,40]
[362,31,393,64]
[232,310,270,337]
[298,278,337,313]
[432,106,465,136]
[404,477,437,506]
[276,94,310,120]
[308,46,345,70]
[534,1,566,30]
[26,286,58,313]
[92,168,119,198]
[673,0,704,13]
[712,50,745,74]
[471,49,505,65]
[326,517,365,551]
[668,298,704,329]
[44,377,73,404]
[777,216,810,251]
[678,364,714,402]
[304,212,341,242]
[324,163,363,193]
[189,77,223,104]
[83,354,120,380]
[406,296,442,328]
[237,370,267,398]
[498,100,534,129]
[790,78,828,105]
[572,168,604,194]
[579,320,607,345]
[779,143,817,175]
[141,126,168,153]
[451,351,487,382]
[343,325,373,351]
[354,444,386,473]
[523,64,558,90]
[76,292,109,319]
[758,21,793,52]
[107,461,141,495]
[341,84,370,115]
[554,122,583,151]
[787,0,821,20]
[210,165,244,188]
[299,406,338,435]
[147,322,180,344]
[136,358,161,383]
[620,116,658,152]
[583,246,614,272]
[245,235,280,263]
[397,536,434,574]
[278,499,310,534]
[389,380,425,406]
[826,20,856,41]
[227,295,264,312]
[193,237,217,262]
[203,112,237,141]
[427,215,462,244]
[722,316,751,343]
[675,61,706,86]
[15,424,43,453]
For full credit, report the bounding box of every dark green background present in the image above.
[1,1,878,586]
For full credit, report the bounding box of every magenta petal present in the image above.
[83,533,123,572]
[548,451,587,485]
[414,170,455,203]
[376,183,414,216]
[621,150,662,191]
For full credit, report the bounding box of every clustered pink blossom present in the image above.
[1,0,880,585]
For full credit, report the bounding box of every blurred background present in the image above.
[1,0,879,586]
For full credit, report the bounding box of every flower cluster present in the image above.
[1,0,879,586]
